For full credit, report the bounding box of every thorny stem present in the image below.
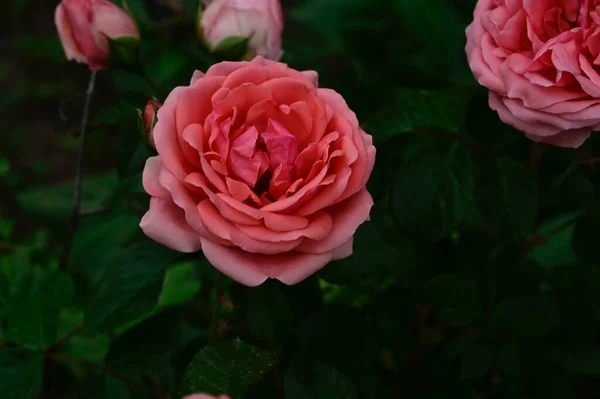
[59,70,97,270]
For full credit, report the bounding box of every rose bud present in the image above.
[140,57,376,287]
[143,99,162,148]
[55,0,140,70]
[466,0,600,148]
[200,0,283,61]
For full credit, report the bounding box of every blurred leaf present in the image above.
[17,35,64,64]
[5,270,74,350]
[391,142,474,240]
[109,36,140,66]
[0,349,42,399]
[212,36,250,60]
[158,262,202,308]
[104,376,131,399]
[460,344,493,381]
[491,296,561,338]
[149,47,187,84]
[0,156,10,177]
[16,172,118,219]
[528,212,580,270]
[313,364,357,399]
[423,274,482,327]
[567,349,600,376]
[365,88,475,142]
[393,0,471,83]
[180,338,278,397]
[247,280,294,346]
[573,207,600,262]
[106,310,181,375]
[291,0,384,31]
[84,240,179,333]
[476,157,538,237]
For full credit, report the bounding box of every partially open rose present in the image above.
[466,0,600,147]
[140,57,376,286]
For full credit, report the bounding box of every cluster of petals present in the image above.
[140,57,376,286]
[466,0,600,147]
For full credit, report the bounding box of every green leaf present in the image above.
[313,365,357,399]
[0,349,43,399]
[5,269,74,350]
[528,212,580,270]
[566,349,600,376]
[365,88,475,142]
[157,262,202,308]
[180,338,278,398]
[247,280,294,346]
[0,156,10,177]
[491,296,561,338]
[70,210,140,285]
[16,172,118,219]
[109,36,140,66]
[84,240,180,333]
[104,376,131,399]
[390,142,474,240]
[423,274,482,327]
[106,310,181,375]
[475,157,538,237]
[460,344,493,381]
[211,36,250,60]
[573,207,600,262]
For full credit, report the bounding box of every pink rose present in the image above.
[55,0,140,70]
[140,57,376,287]
[144,99,162,148]
[183,395,230,399]
[200,0,283,61]
[465,0,600,148]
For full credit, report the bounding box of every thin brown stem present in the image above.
[59,70,97,270]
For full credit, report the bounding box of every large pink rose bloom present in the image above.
[201,0,283,60]
[55,0,139,70]
[466,0,600,148]
[140,57,376,287]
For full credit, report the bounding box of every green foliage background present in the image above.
[2,0,600,398]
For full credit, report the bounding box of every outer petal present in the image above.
[55,4,86,63]
[92,0,140,40]
[140,198,202,253]
[297,189,374,254]
[142,156,169,198]
[200,239,333,286]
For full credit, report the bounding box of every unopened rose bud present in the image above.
[200,0,283,61]
[144,99,162,148]
[55,0,140,70]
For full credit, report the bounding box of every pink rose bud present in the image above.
[200,0,284,61]
[466,0,600,148]
[183,395,231,399]
[140,57,376,287]
[55,0,140,70]
[144,99,162,148]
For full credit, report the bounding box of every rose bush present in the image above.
[140,56,376,286]
[466,0,600,147]
[200,0,284,60]
[55,0,139,70]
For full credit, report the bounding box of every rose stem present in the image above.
[58,70,97,271]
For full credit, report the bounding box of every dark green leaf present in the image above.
[0,349,43,399]
[313,365,357,399]
[423,274,482,327]
[157,262,202,308]
[5,270,74,349]
[573,207,600,262]
[180,338,278,398]
[365,88,475,142]
[106,310,181,375]
[84,240,179,333]
[491,296,561,338]
[475,157,538,237]
[460,344,493,381]
[567,349,600,376]
[109,36,140,66]
[247,280,294,346]
[391,142,474,240]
